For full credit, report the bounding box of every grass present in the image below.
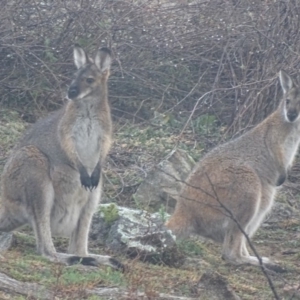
[0,108,300,299]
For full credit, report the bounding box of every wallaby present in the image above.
[166,71,300,267]
[0,45,123,270]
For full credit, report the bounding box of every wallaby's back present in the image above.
[166,71,300,268]
[15,109,68,163]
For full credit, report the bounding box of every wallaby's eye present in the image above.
[286,99,290,105]
[86,78,95,84]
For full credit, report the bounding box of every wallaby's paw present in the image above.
[79,166,92,190]
[67,255,125,272]
[68,256,98,266]
[276,173,286,186]
[90,163,101,190]
[265,263,287,273]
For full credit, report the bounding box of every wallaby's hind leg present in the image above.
[241,241,250,257]
[67,181,122,270]
[222,229,245,264]
[1,146,56,257]
[245,187,275,239]
[222,228,270,265]
[27,179,56,257]
[221,184,270,266]
[240,186,276,265]
[68,183,102,256]
[222,190,272,267]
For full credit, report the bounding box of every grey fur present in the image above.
[0,46,122,270]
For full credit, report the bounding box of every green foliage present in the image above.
[192,114,218,134]
[76,37,92,48]
[177,239,204,256]
[158,204,168,223]
[100,204,119,225]
[132,194,148,211]
[60,267,123,286]
[44,38,57,63]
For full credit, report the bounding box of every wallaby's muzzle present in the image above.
[68,85,79,99]
[287,109,298,122]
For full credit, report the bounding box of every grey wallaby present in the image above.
[166,71,300,268]
[0,45,123,270]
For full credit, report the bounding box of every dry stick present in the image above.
[204,172,280,300]
[164,70,208,113]
[176,76,276,141]
[178,90,212,139]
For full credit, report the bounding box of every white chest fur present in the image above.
[72,105,102,174]
[283,125,300,168]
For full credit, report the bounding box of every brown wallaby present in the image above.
[166,70,300,268]
[0,45,123,270]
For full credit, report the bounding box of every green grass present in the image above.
[177,239,205,256]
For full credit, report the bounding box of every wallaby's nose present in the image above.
[287,110,298,122]
[68,86,79,99]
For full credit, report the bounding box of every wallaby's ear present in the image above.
[73,45,88,69]
[279,70,293,94]
[94,48,112,73]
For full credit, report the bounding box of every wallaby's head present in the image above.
[67,45,112,101]
[279,70,300,123]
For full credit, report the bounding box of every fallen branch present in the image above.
[0,271,54,299]
[0,271,198,300]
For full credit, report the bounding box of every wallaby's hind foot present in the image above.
[45,252,124,271]
[68,255,125,271]
[223,253,285,273]
[220,223,276,268]
[222,252,272,266]
[264,262,286,273]
[221,230,285,271]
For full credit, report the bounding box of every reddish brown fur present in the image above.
[166,71,300,267]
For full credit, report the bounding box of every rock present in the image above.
[133,149,195,213]
[198,271,241,300]
[90,203,184,266]
[0,232,14,252]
